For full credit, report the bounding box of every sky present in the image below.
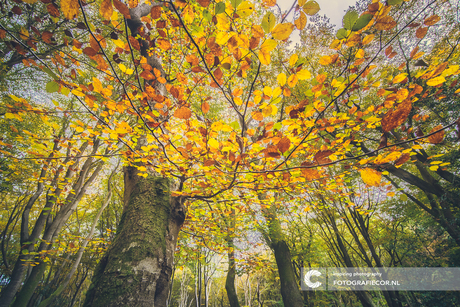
[277,0,359,46]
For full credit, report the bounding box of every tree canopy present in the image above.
[1,0,460,306]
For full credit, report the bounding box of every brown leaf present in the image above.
[157,38,171,50]
[314,150,333,165]
[90,35,100,52]
[277,137,291,153]
[375,16,396,30]
[213,67,223,79]
[264,146,280,159]
[128,36,140,50]
[151,6,162,19]
[12,6,22,15]
[424,14,440,26]
[414,59,429,67]
[113,0,131,19]
[100,0,113,20]
[385,46,393,57]
[395,153,410,166]
[428,124,445,144]
[83,47,98,56]
[174,107,192,119]
[42,31,53,44]
[47,3,60,17]
[381,99,412,132]
[301,162,320,180]
[416,27,428,39]
[378,133,387,149]
[249,36,260,49]
[197,0,211,7]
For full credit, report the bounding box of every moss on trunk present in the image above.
[84,167,185,307]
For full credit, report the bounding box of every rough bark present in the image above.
[83,166,185,307]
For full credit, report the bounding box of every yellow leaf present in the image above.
[287,74,298,87]
[208,138,219,149]
[392,73,407,84]
[319,55,332,65]
[297,69,311,80]
[426,76,446,86]
[289,54,298,66]
[260,39,277,52]
[295,11,307,30]
[258,49,271,65]
[362,34,375,45]
[277,73,287,86]
[355,49,365,59]
[237,1,254,18]
[271,23,294,40]
[360,168,381,187]
[61,0,79,20]
[263,86,272,96]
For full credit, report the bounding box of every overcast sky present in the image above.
[277,0,359,45]
[278,0,358,28]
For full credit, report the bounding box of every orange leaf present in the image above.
[424,15,440,26]
[201,101,210,114]
[61,0,79,20]
[381,99,412,132]
[263,0,276,7]
[174,107,192,120]
[157,39,171,50]
[197,0,211,7]
[100,0,113,20]
[428,125,445,144]
[277,137,291,153]
[128,36,140,50]
[128,0,138,8]
[360,168,381,187]
[295,11,307,30]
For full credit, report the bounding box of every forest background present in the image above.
[1,0,460,306]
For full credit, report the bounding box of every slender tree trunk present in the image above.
[83,166,185,306]
[225,236,240,307]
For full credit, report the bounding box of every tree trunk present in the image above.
[225,237,240,307]
[83,166,185,307]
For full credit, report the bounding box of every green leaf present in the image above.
[336,28,348,39]
[303,1,320,16]
[215,2,225,15]
[388,0,403,5]
[203,9,212,21]
[261,12,276,34]
[21,249,29,255]
[43,67,58,80]
[46,81,59,93]
[231,0,242,9]
[352,13,373,31]
[343,10,359,30]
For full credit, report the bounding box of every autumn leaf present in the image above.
[174,107,192,120]
[61,0,79,20]
[201,102,210,114]
[47,3,60,17]
[262,0,276,7]
[314,150,333,164]
[381,99,412,132]
[295,11,307,30]
[416,27,428,39]
[277,73,286,86]
[424,15,440,26]
[428,125,445,144]
[271,23,294,40]
[426,76,445,86]
[113,0,131,19]
[157,39,171,51]
[303,0,320,16]
[237,1,254,18]
[128,0,138,8]
[375,16,396,30]
[261,11,276,33]
[360,168,381,187]
[277,137,291,153]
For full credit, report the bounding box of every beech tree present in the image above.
[1,0,460,306]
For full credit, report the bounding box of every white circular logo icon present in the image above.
[304,270,322,288]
